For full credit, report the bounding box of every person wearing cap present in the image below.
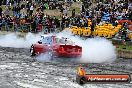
[77,64,86,76]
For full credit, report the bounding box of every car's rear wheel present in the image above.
[30,46,36,56]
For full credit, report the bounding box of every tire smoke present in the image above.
[57,29,117,63]
[0,32,53,48]
[0,30,117,63]
[0,32,40,48]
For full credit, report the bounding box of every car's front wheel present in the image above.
[30,45,36,56]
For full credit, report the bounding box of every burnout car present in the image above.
[30,35,82,58]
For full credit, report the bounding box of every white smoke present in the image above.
[57,29,117,63]
[0,31,55,48]
[0,30,117,63]
[81,38,116,63]
[36,52,53,62]
[0,32,41,48]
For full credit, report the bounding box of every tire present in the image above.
[30,46,36,56]
[76,76,86,85]
[79,77,86,85]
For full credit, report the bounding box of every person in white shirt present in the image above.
[29,5,34,16]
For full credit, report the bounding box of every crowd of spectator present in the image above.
[71,0,132,27]
[0,0,68,32]
[0,0,132,34]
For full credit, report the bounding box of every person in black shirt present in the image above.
[0,0,2,6]
[72,9,75,18]
[86,9,89,17]
[0,7,2,16]
[31,19,37,33]
[0,16,2,30]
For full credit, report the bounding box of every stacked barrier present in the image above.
[70,22,122,38]
[70,26,91,37]
[93,23,122,38]
[88,20,92,26]
[128,33,132,40]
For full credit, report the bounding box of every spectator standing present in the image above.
[0,7,2,16]
[31,19,37,32]
[72,9,75,17]
[91,18,96,33]
[0,0,2,6]
[6,0,10,6]
[81,4,85,13]
[0,16,2,30]
[63,6,68,16]
[29,5,34,16]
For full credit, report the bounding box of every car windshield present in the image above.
[55,37,74,45]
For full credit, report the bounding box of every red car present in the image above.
[30,35,82,58]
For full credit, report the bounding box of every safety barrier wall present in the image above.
[117,49,132,59]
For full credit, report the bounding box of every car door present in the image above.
[41,36,53,51]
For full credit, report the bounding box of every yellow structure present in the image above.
[82,27,91,36]
[128,33,132,40]
[70,23,122,38]
[93,23,122,38]
[88,20,92,26]
[70,26,91,36]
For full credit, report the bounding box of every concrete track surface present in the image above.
[0,47,132,88]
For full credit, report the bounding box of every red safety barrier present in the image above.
[118,20,132,25]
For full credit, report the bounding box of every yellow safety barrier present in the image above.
[83,29,91,36]
[88,20,92,26]
[72,29,78,35]
[71,26,78,31]
[70,23,122,38]
[77,28,83,35]
[102,31,108,37]
[128,33,132,40]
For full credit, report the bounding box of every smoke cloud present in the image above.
[57,29,117,63]
[0,32,53,48]
[0,32,40,48]
[0,30,117,63]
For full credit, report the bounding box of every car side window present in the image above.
[55,38,74,45]
[55,38,61,44]
[55,38,64,44]
[41,37,53,45]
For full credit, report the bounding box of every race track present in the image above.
[0,46,132,88]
